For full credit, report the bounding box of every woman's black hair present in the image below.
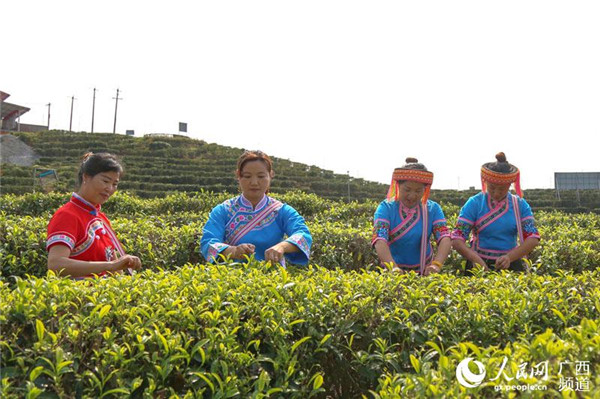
[77,152,123,186]
[395,157,428,185]
[399,157,428,171]
[483,152,517,174]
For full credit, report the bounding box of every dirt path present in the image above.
[0,134,40,166]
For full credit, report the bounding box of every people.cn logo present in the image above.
[456,358,486,388]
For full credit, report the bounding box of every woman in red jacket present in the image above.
[46,152,142,278]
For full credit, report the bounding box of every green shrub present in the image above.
[1,266,599,397]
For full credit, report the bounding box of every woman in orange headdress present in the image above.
[372,158,451,275]
[451,152,540,272]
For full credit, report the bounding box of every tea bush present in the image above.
[1,264,599,397]
[2,192,600,280]
[1,191,599,397]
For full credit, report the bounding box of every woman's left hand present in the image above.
[265,243,286,264]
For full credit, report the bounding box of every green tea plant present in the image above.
[2,192,599,279]
[1,264,599,397]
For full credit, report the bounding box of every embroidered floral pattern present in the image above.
[451,218,473,241]
[432,221,450,243]
[371,219,390,244]
[522,218,540,240]
[255,211,278,230]
[72,221,106,256]
[225,214,254,239]
[208,242,229,262]
[46,234,75,250]
[222,196,282,244]
[285,234,310,258]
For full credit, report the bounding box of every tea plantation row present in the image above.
[1,264,599,398]
[1,191,599,280]
[1,191,599,397]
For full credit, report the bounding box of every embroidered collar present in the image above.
[71,192,101,215]
[398,200,419,220]
[399,201,418,214]
[239,194,268,211]
[487,193,509,210]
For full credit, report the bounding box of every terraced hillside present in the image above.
[1,131,598,212]
[1,131,387,201]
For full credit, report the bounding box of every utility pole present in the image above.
[46,103,51,130]
[91,88,97,133]
[69,96,76,132]
[347,171,351,202]
[112,88,122,134]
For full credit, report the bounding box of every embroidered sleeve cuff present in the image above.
[285,234,311,264]
[451,219,472,242]
[207,242,230,263]
[371,219,390,246]
[433,222,450,244]
[435,231,451,244]
[371,237,388,246]
[46,234,75,251]
[450,231,467,241]
[523,232,541,241]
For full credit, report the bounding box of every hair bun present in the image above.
[81,152,94,162]
[495,152,507,163]
[405,157,419,163]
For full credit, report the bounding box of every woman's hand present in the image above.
[265,243,286,264]
[472,255,489,271]
[112,255,142,272]
[423,264,441,276]
[392,265,405,274]
[231,244,256,259]
[495,255,511,270]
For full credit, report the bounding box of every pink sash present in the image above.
[419,203,428,275]
[511,194,529,270]
[227,200,284,246]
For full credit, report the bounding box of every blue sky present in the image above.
[3,0,599,189]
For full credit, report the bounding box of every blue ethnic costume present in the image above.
[201,195,312,265]
[451,155,540,270]
[451,192,540,261]
[372,200,450,273]
[372,167,450,274]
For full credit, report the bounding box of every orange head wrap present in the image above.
[386,159,434,204]
[481,152,522,197]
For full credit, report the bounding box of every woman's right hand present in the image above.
[231,244,256,259]
[473,255,488,271]
[112,255,142,272]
